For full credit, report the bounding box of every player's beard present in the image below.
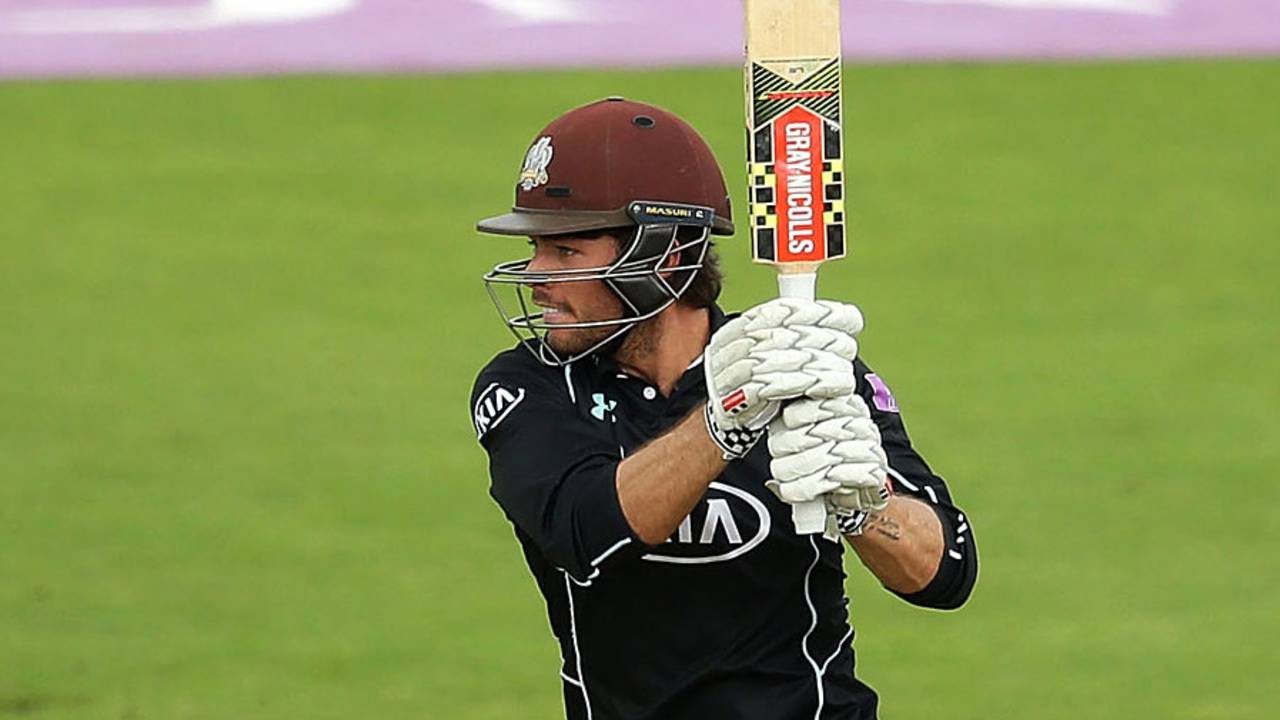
[535,284,628,357]
[615,313,660,365]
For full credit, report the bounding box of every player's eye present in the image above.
[556,245,577,257]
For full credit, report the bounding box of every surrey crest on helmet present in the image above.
[518,136,554,192]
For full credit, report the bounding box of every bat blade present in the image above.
[745,0,847,535]
[745,0,845,281]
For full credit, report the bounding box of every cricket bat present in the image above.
[744,0,847,535]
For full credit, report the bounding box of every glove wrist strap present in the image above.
[834,508,873,536]
[704,402,764,461]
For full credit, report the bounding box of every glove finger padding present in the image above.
[710,356,757,394]
[807,417,860,442]
[750,325,856,361]
[754,351,854,401]
[746,326,857,366]
[814,417,881,445]
[710,335,755,366]
[769,442,838,482]
[815,300,864,335]
[776,394,863,429]
[767,408,876,455]
[754,373,818,400]
[826,462,884,489]
[747,326,799,352]
[830,439,888,466]
[829,483,891,513]
[706,299,864,450]
[767,423,826,456]
[706,326,781,432]
[751,348,816,376]
[765,389,890,512]
[758,297,862,331]
[794,353,857,398]
[707,317,748,352]
[739,298,863,352]
[796,326,858,361]
[773,297,834,325]
[741,300,794,332]
[766,475,841,504]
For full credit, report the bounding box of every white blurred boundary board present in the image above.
[1,0,1275,79]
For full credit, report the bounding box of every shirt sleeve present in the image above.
[854,359,979,610]
[470,359,644,584]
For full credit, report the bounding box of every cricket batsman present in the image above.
[470,98,978,719]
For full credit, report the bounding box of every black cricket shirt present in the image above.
[469,306,978,720]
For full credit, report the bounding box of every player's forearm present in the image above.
[846,495,943,594]
[616,408,727,545]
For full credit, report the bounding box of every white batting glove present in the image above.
[765,394,891,514]
[704,299,863,459]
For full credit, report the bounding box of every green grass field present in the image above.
[2,59,1278,719]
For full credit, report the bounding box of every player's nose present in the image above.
[525,241,552,273]
[524,261,550,292]
[525,254,549,273]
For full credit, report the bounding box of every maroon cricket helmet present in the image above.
[476,97,735,237]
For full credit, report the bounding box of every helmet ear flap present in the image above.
[629,224,681,264]
[607,224,680,316]
[605,223,709,317]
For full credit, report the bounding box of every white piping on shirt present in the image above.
[591,538,632,567]
[567,418,632,587]
[565,440,631,589]
[820,626,854,678]
[800,535,826,720]
[570,532,634,584]
[886,466,919,493]
[563,363,576,404]
[563,572,593,719]
[888,467,971,564]
[567,570,598,587]
[567,537,634,587]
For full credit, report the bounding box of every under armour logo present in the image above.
[590,393,617,422]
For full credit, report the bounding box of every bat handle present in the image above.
[777,271,817,300]
[776,271,829,536]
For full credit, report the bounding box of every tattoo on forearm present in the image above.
[866,513,902,541]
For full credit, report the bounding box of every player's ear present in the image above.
[663,244,681,268]
[655,239,682,280]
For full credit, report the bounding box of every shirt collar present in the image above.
[708,303,730,333]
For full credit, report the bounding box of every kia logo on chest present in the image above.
[642,483,772,565]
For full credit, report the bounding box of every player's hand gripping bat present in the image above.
[744,0,848,535]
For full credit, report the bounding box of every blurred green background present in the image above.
[3,59,1278,719]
